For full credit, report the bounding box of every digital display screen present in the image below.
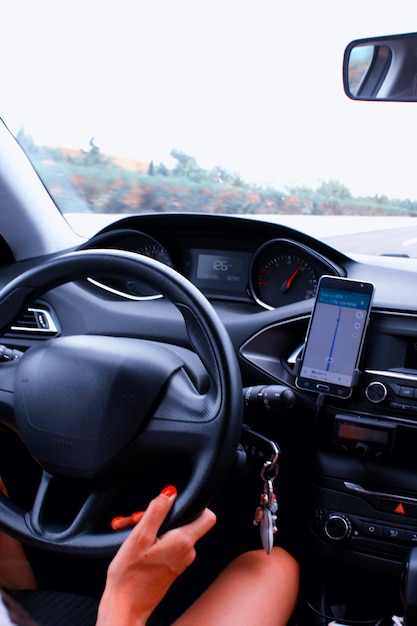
[190,250,251,294]
[337,422,390,445]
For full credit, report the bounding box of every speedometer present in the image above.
[250,239,337,309]
[255,254,318,308]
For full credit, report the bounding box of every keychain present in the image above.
[253,457,279,554]
[240,425,280,555]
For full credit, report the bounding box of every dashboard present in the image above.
[5,211,417,585]
[82,214,344,308]
[73,213,417,580]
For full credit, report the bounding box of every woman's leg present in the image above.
[172,547,299,626]
[0,478,37,590]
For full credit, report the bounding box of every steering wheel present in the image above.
[0,249,243,557]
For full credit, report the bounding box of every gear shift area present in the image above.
[402,547,417,625]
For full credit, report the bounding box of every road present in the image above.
[260,215,417,258]
[324,225,417,257]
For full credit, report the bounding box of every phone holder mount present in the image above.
[294,354,361,399]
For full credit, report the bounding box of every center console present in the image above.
[310,312,417,576]
[312,447,417,572]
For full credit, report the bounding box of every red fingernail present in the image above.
[160,486,177,498]
[111,511,143,530]
[111,515,132,530]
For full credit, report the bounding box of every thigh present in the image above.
[172,547,299,626]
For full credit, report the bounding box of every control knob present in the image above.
[324,514,352,541]
[366,381,388,404]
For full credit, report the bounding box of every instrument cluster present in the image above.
[83,229,342,308]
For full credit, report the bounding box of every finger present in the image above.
[160,508,216,554]
[111,511,144,530]
[173,508,216,544]
[128,486,177,543]
[155,509,216,574]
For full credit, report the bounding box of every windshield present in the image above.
[2,1,417,256]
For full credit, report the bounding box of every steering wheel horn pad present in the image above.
[14,335,185,476]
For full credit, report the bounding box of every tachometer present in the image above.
[136,243,173,267]
[83,230,174,299]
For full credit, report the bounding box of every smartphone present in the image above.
[296,275,374,398]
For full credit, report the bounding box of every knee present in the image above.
[269,546,300,574]
[233,546,300,581]
[270,547,300,587]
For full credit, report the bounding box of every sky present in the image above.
[1,0,417,200]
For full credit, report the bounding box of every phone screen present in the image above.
[296,276,374,398]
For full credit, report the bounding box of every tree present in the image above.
[170,149,208,182]
[317,179,352,200]
[81,137,106,166]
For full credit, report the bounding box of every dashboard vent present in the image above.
[8,306,59,337]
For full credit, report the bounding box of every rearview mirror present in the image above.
[343,32,417,101]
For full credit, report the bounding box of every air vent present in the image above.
[8,306,59,337]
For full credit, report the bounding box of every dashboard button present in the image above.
[360,521,383,537]
[405,530,417,544]
[383,526,406,541]
[380,498,417,517]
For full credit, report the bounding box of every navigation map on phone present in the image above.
[296,276,374,398]
[301,288,369,387]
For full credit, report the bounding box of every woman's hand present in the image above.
[96,486,216,626]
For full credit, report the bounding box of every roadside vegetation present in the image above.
[16,130,417,217]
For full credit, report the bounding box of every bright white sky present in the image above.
[1,0,417,199]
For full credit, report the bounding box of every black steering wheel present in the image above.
[0,249,243,557]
